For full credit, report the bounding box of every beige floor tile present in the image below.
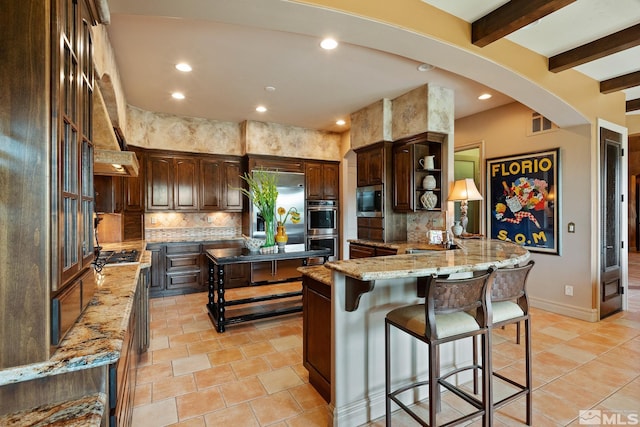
[240,340,276,358]
[230,356,272,378]
[153,345,190,364]
[134,383,152,407]
[137,361,174,384]
[131,398,179,427]
[219,377,267,406]
[263,347,301,369]
[193,364,237,389]
[206,347,245,366]
[249,390,303,425]
[269,334,303,351]
[284,405,332,427]
[203,402,259,427]
[176,387,226,420]
[182,319,215,334]
[218,332,253,348]
[168,417,206,427]
[258,366,304,394]
[153,374,197,401]
[289,383,328,410]
[169,331,206,347]
[172,354,212,376]
[187,339,222,356]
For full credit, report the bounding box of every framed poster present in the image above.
[486,148,560,254]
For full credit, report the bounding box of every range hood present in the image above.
[94,149,139,177]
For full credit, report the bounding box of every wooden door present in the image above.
[200,158,222,210]
[392,143,413,211]
[306,162,324,199]
[222,160,243,211]
[600,127,623,319]
[146,156,173,210]
[322,163,340,200]
[174,158,198,210]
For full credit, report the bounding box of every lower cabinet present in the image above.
[302,274,331,402]
[349,242,397,259]
[150,240,249,298]
[109,267,149,426]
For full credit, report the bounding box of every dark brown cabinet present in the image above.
[356,143,385,187]
[349,242,397,259]
[150,240,249,298]
[95,176,124,213]
[200,158,243,212]
[124,149,146,212]
[302,274,331,402]
[392,132,446,212]
[146,150,243,212]
[306,161,339,200]
[356,217,384,242]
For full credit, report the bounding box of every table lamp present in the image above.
[447,178,483,236]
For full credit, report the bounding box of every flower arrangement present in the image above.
[239,170,278,246]
[277,206,301,226]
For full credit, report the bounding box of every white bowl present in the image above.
[244,238,265,251]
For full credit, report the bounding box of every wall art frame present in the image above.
[486,148,560,255]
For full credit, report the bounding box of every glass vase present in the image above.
[263,215,276,247]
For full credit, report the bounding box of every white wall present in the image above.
[455,102,595,320]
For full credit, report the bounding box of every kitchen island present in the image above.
[322,239,529,427]
[205,244,331,332]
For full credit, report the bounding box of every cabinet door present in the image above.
[222,160,243,211]
[322,163,340,200]
[146,156,173,211]
[124,150,145,212]
[375,247,398,256]
[367,147,384,185]
[305,162,324,200]
[356,152,369,187]
[174,158,198,210]
[148,245,165,296]
[349,243,375,259]
[200,158,222,210]
[392,143,413,212]
[303,277,331,401]
[94,176,123,213]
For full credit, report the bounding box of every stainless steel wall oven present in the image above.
[307,200,338,235]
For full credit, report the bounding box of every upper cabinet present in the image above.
[356,143,385,187]
[146,150,244,212]
[305,161,339,200]
[392,132,446,212]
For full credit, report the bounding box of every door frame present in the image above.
[454,140,485,235]
[597,119,628,315]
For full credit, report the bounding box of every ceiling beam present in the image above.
[627,98,640,113]
[472,0,575,48]
[549,24,640,72]
[600,71,640,94]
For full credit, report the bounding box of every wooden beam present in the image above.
[600,71,640,94]
[550,24,640,72]
[627,98,640,113]
[472,0,575,47]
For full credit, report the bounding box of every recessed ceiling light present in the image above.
[478,93,492,100]
[172,92,185,100]
[265,86,276,92]
[175,63,192,72]
[336,119,346,126]
[256,105,267,113]
[320,38,338,50]
[417,63,434,72]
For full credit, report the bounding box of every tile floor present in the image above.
[132,279,640,427]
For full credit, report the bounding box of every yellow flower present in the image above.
[277,207,286,216]
[277,206,300,225]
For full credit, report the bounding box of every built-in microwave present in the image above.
[356,185,383,217]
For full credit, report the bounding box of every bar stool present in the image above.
[473,260,535,425]
[385,269,496,427]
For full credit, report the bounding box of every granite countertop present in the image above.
[328,239,530,281]
[298,265,332,286]
[348,239,448,254]
[0,393,106,426]
[0,241,150,425]
[145,235,244,243]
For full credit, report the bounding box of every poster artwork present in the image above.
[487,149,559,254]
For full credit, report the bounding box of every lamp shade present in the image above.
[447,178,483,202]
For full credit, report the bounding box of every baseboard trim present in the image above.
[530,296,598,322]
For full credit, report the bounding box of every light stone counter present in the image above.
[0,241,149,425]
[324,239,530,427]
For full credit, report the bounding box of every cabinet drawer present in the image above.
[167,271,202,290]
[166,243,201,254]
[166,254,201,271]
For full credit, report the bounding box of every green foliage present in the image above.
[239,169,278,222]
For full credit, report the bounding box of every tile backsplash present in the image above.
[144,212,242,241]
[406,211,447,242]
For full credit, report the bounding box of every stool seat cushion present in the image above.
[387,304,480,339]
[492,301,525,324]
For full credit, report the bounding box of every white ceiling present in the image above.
[104,0,640,134]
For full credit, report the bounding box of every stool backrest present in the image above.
[490,260,535,311]
[425,269,495,337]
